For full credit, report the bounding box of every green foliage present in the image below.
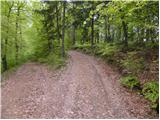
[120,76,140,89]
[72,43,92,54]
[145,42,159,49]
[38,52,66,69]
[96,43,119,57]
[142,81,159,103]
[121,52,145,74]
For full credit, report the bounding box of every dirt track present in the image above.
[1,51,157,118]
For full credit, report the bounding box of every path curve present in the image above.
[1,51,156,118]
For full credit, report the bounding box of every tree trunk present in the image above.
[107,16,111,42]
[2,4,13,71]
[146,29,150,42]
[72,3,76,45]
[91,14,94,48]
[96,31,99,43]
[56,2,60,45]
[141,28,145,45]
[111,27,114,42]
[72,24,76,45]
[15,6,20,65]
[104,16,108,42]
[121,18,128,49]
[61,1,66,57]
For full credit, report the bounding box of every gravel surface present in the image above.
[1,51,158,119]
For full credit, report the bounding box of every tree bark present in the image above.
[91,14,94,47]
[72,24,76,45]
[15,5,20,65]
[107,16,111,42]
[96,31,99,43]
[56,2,60,45]
[72,3,76,45]
[121,18,128,49]
[61,1,66,57]
[104,16,108,42]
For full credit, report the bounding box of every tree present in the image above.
[61,1,66,57]
[55,1,61,45]
[1,1,14,71]
[15,1,25,64]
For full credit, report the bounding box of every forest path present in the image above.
[1,51,155,119]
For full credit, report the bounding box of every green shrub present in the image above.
[120,76,140,89]
[38,52,66,69]
[121,51,145,73]
[72,43,90,50]
[142,81,159,109]
[145,41,159,49]
[72,43,93,54]
[96,43,118,58]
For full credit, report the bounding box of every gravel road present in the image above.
[1,51,157,119]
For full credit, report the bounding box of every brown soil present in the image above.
[1,51,158,119]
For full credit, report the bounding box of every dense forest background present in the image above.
[1,0,159,112]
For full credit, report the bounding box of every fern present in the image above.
[142,81,159,103]
[120,76,140,89]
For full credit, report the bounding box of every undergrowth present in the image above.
[120,76,140,89]
[37,52,66,69]
[142,81,159,109]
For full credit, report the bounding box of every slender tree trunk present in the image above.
[61,1,66,57]
[45,20,52,51]
[130,26,134,42]
[146,29,150,42]
[90,2,95,47]
[141,28,145,45]
[56,3,60,45]
[72,3,76,45]
[121,18,128,49]
[15,7,20,65]
[104,16,108,42]
[107,16,111,42]
[2,38,7,71]
[112,26,114,42]
[50,15,54,50]
[96,31,99,43]
[137,27,140,42]
[19,18,23,56]
[72,25,76,45]
[91,14,94,47]
[83,27,89,43]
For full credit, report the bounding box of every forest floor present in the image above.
[1,51,158,119]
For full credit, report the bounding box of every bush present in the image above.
[120,75,140,89]
[121,51,145,74]
[142,81,159,109]
[72,43,90,50]
[96,43,119,58]
[38,52,66,69]
[145,41,159,49]
[72,43,93,54]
